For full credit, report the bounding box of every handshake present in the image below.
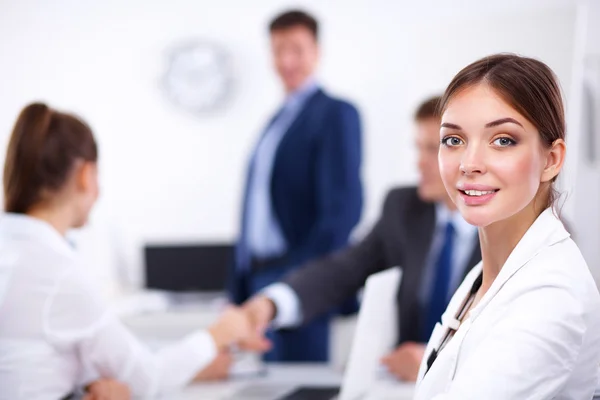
[207,295,278,356]
[205,294,425,383]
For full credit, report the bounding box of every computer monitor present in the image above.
[144,243,232,292]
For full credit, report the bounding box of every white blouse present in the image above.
[0,214,217,399]
[414,208,600,399]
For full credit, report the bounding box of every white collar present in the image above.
[0,213,75,258]
[469,208,570,318]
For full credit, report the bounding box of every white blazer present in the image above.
[415,208,600,400]
[0,214,217,400]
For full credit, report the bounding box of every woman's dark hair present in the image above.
[3,102,97,213]
[439,53,565,208]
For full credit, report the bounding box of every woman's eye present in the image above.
[492,137,516,147]
[441,137,464,147]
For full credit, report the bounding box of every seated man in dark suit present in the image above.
[240,96,481,381]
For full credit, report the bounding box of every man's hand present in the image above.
[207,305,270,352]
[194,351,234,381]
[208,305,272,352]
[83,379,130,400]
[238,295,276,351]
[381,342,426,382]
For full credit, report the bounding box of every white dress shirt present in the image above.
[263,202,478,328]
[0,214,217,399]
[415,208,600,399]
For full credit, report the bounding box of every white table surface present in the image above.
[118,294,415,399]
[169,363,415,400]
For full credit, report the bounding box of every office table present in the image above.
[119,294,414,399]
[168,363,415,400]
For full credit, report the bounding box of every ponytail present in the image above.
[3,102,97,213]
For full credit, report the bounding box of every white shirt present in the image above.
[0,214,217,399]
[415,208,600,399]
[263,202,478,328]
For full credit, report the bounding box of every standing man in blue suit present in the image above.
[229,10,363,362]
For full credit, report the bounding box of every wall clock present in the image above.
[161,40,234,115]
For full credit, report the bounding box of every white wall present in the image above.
[562,0,600,286]
[0,0,577,295]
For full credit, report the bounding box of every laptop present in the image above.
[231,267,402,400]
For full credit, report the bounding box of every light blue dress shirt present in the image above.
[263,202,478,328]
[417,204,478,306]
[245,79,319,260]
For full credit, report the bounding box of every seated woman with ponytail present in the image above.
[0,103,270,399]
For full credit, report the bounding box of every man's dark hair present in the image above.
[269,10,318,40]
[414,96,442,121]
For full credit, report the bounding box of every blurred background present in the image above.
[0,0,598,360]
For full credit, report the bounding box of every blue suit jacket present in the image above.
[229,88,363,361]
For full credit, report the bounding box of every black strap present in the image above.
[424,272,483,376]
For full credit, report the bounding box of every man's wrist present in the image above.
[260,283,303,328]
[264,296,277,321]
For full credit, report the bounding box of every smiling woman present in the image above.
[414,54,600,400]
[438,55,566,228]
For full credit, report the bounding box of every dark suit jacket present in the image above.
[284,186,482,344]
[230,88,363,303]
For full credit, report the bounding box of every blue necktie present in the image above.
[422,221,455,341]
